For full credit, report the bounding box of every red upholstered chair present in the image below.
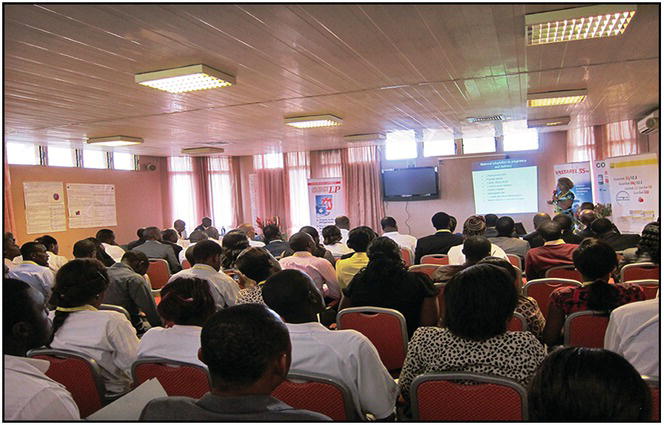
[400,247,414,267]
[420,254,449,265]
[643,376,660,421]
[132,358,211,398]
[621,262,660,282]
[28,348,105,418]
[523,278,581,318]
[408,264,439,278]
[507,312,527,332]
[411,372,528,420]
[625,279,660,300]
[563,310,610,348]
[272,371,359,421]
[147,259,171,291]
[545,265,583,282]
[182,259,192,269]
[506,254,522,269]
[336,307,408,374]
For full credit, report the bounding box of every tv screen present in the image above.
[382,167,439,201]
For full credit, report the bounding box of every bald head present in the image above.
[533,213,552,230]
[238,223,256,239]
[579,209,597,226]
[538,221,562,242]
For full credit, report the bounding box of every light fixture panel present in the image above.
[343,133,385,143]
[284,114,343,129]
[527,90,587,107]
[527,116,571,128]
[86,136,143,147]
[135,64,235,93]
[181,147,225,155]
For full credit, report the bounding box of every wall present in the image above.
[9,156,169,259]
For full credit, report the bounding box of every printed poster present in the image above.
[67,183,117,228]
[552,161,593,215]
[22,182,66,234]
[307,178,345,233]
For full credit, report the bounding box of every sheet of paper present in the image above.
[66,183,117,228]
[22,182,66,234]
[86,378,167,420]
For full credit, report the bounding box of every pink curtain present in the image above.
[567,120,640,162]
[341,146,385,231]
[310,149,342,178]
[4,143,16,234]
[284,152,311,232]
[229,157,244,228]
[253,154,291,231]
[193,157,211,220]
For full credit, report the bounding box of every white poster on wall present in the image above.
[67,183,117,228]
[23,182,67,234]
[307,178,345,233]
[591,159,613,208]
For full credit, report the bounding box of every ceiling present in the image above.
[4,4,660,157]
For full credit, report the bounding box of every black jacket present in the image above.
[414,231,464,264]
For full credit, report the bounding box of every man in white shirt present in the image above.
[262,269,398,420]
[380,216,417,254]
[179,230,209,265]
[168,240,240,309]
[604,298,659,377]
[335,216,350,244]
[13,235,69,273]
[4,278,79,420]
[96,229,126,263]
[8,242,55,302]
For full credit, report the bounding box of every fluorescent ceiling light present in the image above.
[527,116,571,128]
[284,114,343,129]
[135,64,235,94]
[527,90,587,107]
[526,5,637,46]
[181,147,225,156]
[86,136,143,147]
[343,133,385,143]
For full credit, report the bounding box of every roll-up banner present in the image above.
[307,178,345,233]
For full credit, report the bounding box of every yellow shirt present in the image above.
[335,252,369,289]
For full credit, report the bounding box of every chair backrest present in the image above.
[27,348,105,418]
[182,259,192,269]
[507,312,527,332]
[545,265,583,281]
[420,254,449,265]
[408,264,439,278]
[563,310,610,348]
[336,307,408,372]
[523,278,581,318]
[272,371,359,421]
[621,262,660,282]
[99,304,131,321]
[400,247,414,267]
[625,279,660,300]
[132,357,211,399]
[643,376,660,421]
[147,259,171,290]
[411,372,528,420]
[506,254,522,269]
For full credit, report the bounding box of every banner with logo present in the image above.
[307,178,345,233]
[591,159,612,207]
[552,161,593,215]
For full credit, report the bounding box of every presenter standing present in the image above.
[547,177,575,216]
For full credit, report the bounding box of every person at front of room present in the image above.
[547,177,575,217]
[194,217,213,233]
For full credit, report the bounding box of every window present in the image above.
[83,150,108,169]
[385,130,417,160]
[208,157,234,232]
[6,143,40,165]
[423,129,455,157]
[502,121,539,152]
[462,136,496,154]
[113,152,136,170]
[285,152,311,232]
[47,145,76,167]
[168,157,197,229]
[253,152,284,169]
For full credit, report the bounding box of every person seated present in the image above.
[238,223,265,247]
[193,217,212,233]
[220,230,250,269]
[448,215,462,236]
[261,224,289,258]
[335,215,351,244]
[447,216,508,265]
[73,238,97,259]
[489,216,529,259]
[381,216,417,254]
[4,278,80,420]
[322,225,353,258]
[49,259,139,396]
[542,238,645,346]
[484,213,499,238]
[8,242,54,302]
[180,230,209,265]
[284,226,335,265]
[140,304,330,421]
[104,251,161,334]
[86,237,116,267]
[168,240,240,309]
[523,213,551,249]
[335,226,377,288]
[620,221,660,266]
[552,214,582,244]
[414,212,463,264]
[279,233,340,301]
[35,235,68,272]
[524,222,578,280]
[3,232,21,270]
[133,227,181,273]
[576,209,597,240]
[528,347,652,421]
[173,219,188,242]
[96,229,126,263]
[263,270,398,420]
[591,218,640,252]
[398,263,546,405]
[127,227,146,251]
[161,228,183,260]
[235,247,282,305]
[431,236,491,283]
[204,227,222,245]
[341,237,438,337]
[138,277,216,368]
[604,297,659,377]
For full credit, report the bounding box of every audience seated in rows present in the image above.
[414,212,463,264]
[181,230,208,265]
[193,217,213,233]
[542,238,645,346]
[335,226,377,288]
[161,228,183,260]
[528,347,651,421]
[49,259,139,396]
[524,221,578,280]
[73,238,97,259]
[133,227,180,274]
[552,214,582,244]
[621,221,660,266]
[398,263,546,406]
[381,216,417,254]
[168,240,239,309]
[8,242,54,302]
[204,226,222,245]
[3,232,21,271]
[238,223,265,247]
[262,224,289,258]
[431,236,490,283]
[12,235,69,273]
[489,216,530,258]
[592,218,640,251]
[96,229,126,263]
[127,228,146,251]
[523,212,551,249]
[263,270,398,420]
[137,277,216,368]
[335,216,351,244]
[103,251,161,334]
[483,213,499,238]
[284,226,335,265]
[576,209,597,240]
[447,215,508,265]
[322,225,353,258]
[220,230,249,269]
[341,237,438,337]
[236,247,282,305]
[140,304,330,421]
[4,278,80,420]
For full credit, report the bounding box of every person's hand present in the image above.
[236,272,256,289]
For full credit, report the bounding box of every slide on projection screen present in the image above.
[472,158,538,214]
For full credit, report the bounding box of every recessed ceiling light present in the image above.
[527,90,587,107]
[135,64,235,94]
[86,136,143,147]
[181,147,225,156]
[526,5,637,46]
[284,114,343,129]
[527,116,571,128]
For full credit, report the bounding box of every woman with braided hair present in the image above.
[49,258,139,396]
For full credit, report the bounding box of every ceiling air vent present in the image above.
[466,115,505,123]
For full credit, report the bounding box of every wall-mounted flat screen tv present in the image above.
[382,166,439,201]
